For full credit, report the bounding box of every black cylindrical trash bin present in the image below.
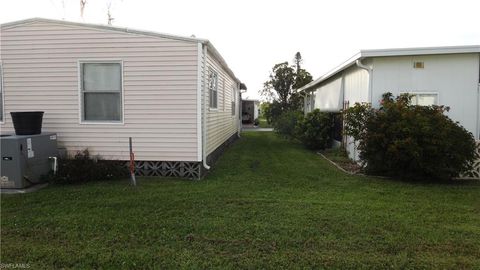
[10,111,44,135]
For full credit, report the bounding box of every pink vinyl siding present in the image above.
[204,50,239,155]
[0,21,200,161]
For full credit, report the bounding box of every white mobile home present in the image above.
[0,18,246,179]
[241,99,260,124]
[299,45,480,160]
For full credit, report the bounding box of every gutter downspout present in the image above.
[477,81,480,140]
[196,43,203,165]
[355,59,373,103]
[353,59,373,162]
[477,53,480,140]
[237,84,242,138]
[202,44,210,170]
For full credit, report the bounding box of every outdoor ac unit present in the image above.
[1,133,58,189]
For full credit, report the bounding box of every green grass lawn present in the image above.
[1,132,480,269]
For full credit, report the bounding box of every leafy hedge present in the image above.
[44,149,128,184]
[296,109,334,150]
[270,108,335,150]
[272,110,304,139]
[344,93,477,180]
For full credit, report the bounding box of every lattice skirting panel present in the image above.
[459,140,480,179]
[126,161,202,180]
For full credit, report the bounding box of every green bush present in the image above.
[344,93,477,180]
[263,101,283,125]
[273,110,304,139]
[296,109,334,150]
[45,149,128,184]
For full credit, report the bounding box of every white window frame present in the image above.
[208,68,218,110]
[401,91,439,106]
[0,61,4,124]
[78,60,124,125]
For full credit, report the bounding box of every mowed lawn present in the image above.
[258,117,271,128]
[1,132,480,269]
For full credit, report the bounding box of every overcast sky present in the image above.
[1,0,479,100]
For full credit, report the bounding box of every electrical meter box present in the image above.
[1,133,58,189]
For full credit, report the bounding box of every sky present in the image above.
[1,0,479,100]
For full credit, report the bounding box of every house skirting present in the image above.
[131,160,202,180]
[128,132,239,180]
[459,140,480,179]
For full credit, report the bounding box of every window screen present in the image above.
[411,93,438,106]
[81,63,122,122]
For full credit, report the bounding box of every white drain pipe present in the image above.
[355,59,373,103]
[49,156,58,174]
[202,44,210,170]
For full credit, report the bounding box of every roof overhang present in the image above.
[298,45,480,92]
[1,17,245,86]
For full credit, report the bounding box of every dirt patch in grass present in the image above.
[319,148,362,174]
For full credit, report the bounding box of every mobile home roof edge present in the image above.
[298,45,480,92]
[0,17,206,43]
[1,17,243,85]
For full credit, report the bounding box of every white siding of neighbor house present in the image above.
[204,50,239,155]
[343,65,370,105]
[342,65,370,161]
[0,21,200,161]
[308,64,370,161]
[371,53,480,139]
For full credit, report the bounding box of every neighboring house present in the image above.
[241,99,259,124]
[299,45,480,161]
[0,18,247,179]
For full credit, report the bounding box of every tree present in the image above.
[294,52,302,74]
[261,52,312,112]
[259,102,270,118]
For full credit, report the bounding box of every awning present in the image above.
[314,77,343,112]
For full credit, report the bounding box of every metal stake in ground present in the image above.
[129,137,137,186]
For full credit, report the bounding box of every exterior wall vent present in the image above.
[413,61,424,69]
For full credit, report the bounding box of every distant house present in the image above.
[241,99,260,124]
[0,18,247,179]
[299,45,480,160]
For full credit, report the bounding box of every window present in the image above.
[0,63,3,122]
[208,69,218,109]
[413,61,424,69]
[231,86,236,116]
[410,93,438,106]
[80,62,122,122]
[222,78,226,111]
